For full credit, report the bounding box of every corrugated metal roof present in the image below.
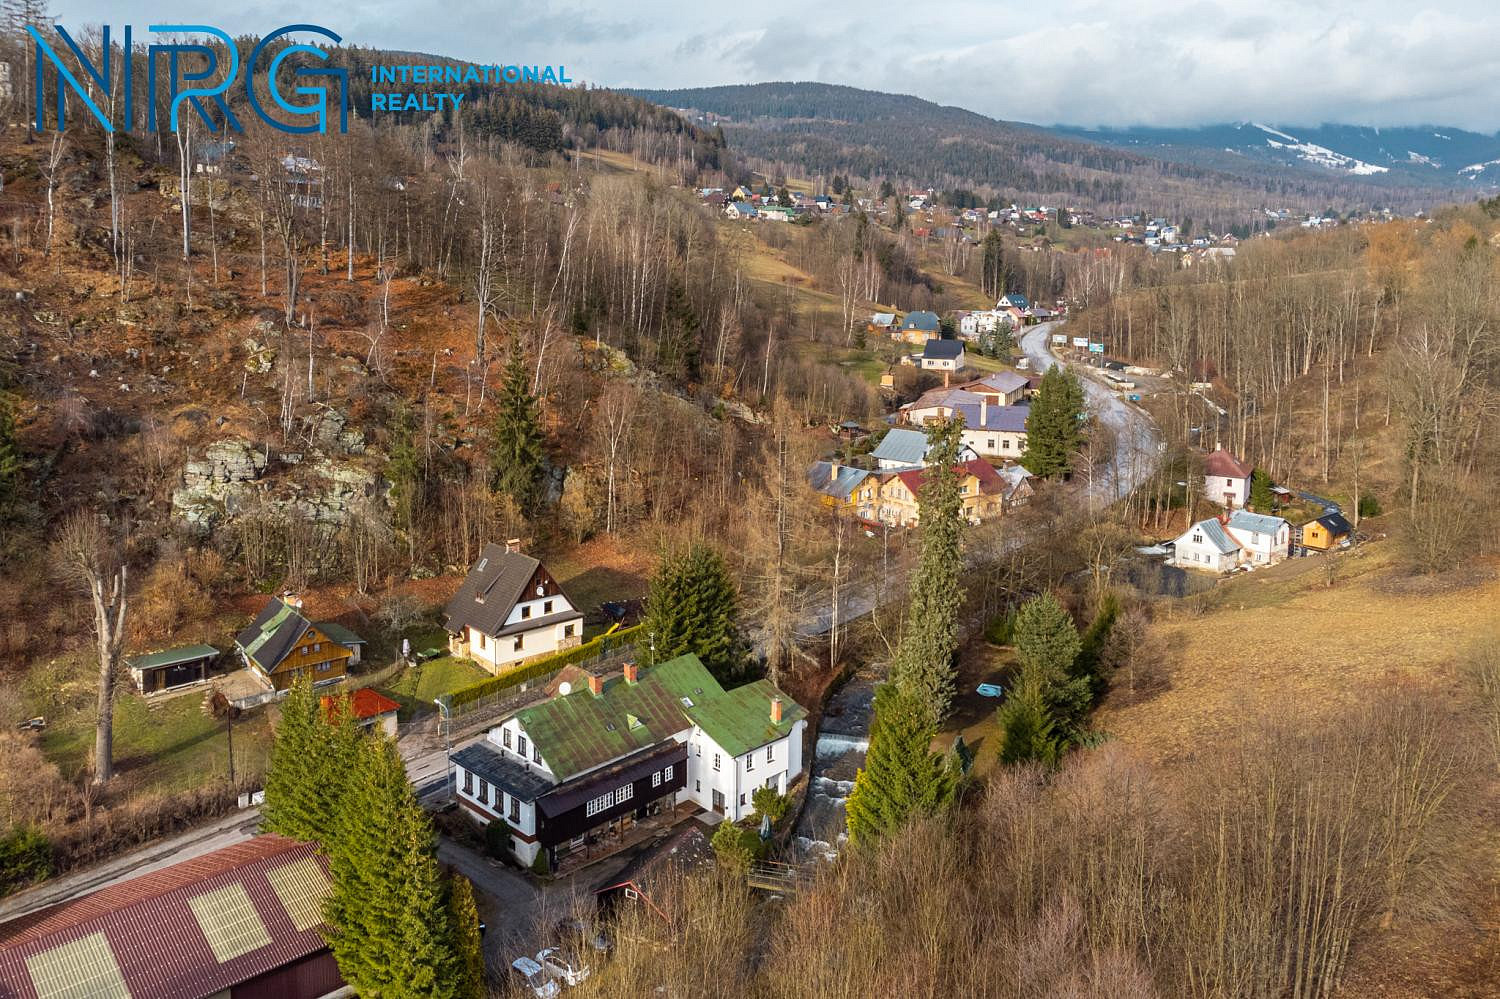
[1227,511,1286,535]
[0,836,335,999]
[1186,518,1239,554]
[871,428,929,466]
[680,680,807,758]
[129,645,219,672]
[954,403,1029,433]
[807,462,870,502]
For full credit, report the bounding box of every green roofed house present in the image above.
[129,644,219,695]
[451,654,808,870]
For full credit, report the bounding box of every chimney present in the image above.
[588,674,604,697]
[281,590,303,609]
[771,697,783,724]
[980,398,988,426]
[505,538,522,554]
[623,663,639,684]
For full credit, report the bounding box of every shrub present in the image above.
[0,826,52,897]
[984,608,1017,646]
[484,819,511,860]
[1357,493,1381,518]
[751,787,789,827]
[711,819,764,870]
[530,847,551,877]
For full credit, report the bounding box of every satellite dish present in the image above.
[558,681,572,696]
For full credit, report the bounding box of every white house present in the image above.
[955,400,1029,460]
[870,426,978,470]
[725,202,758,220]
[1203,448,1252,508]
[1171,517,1242,572]
[443,542,585,674]
[451,656,808,870]
[1224,510,1290,565]
[919,339,966,372]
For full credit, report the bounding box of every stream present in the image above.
[792,673,878,861]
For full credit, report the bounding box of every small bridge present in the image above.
[746,860,812,894]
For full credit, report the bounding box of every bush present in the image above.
[530,847,552,877]
[984,608,1017,646]
[444,624,645,711]
[711,819,764,870]
[1357,493,1381,518]
[0,826,53,897]
[484,819,511,860]
[751,787,789,826]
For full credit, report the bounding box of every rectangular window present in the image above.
[652,771,662,788]
[316,662,331,672]
[664,764,674,782]
[739,793,747,807]
[766,745,773,763]
[517,735,528,758]
[533,746,541,765]
[543,600,553,614]
[746,753,754,771]
[513,636,524,652]
[564,624,575,638]
[713,753,721,772]
[503,729,512,749]
[618,783,634,803]
[478,779,490,804]
[462,770,472,795]
[695,779,701,793]
[509,797,520,822]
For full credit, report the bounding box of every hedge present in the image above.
[443,624,644,711]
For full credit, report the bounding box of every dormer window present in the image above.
[522,605,532,620]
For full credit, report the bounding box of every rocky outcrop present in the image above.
[172,439,268,532]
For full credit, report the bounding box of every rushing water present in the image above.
[793,673,878,861]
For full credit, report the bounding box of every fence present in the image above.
[438,625,644,720]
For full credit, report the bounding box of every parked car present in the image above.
[512,956,560,998]
[537,947,591,987]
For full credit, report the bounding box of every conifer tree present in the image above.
[1022,366,1086,479]
[997,592,1092,762]
[1250,467,1275,511]
[845,684,957,846]
[490,346,546,514]
[1013,591,1082,683]
[889,418,965,722]
[387,402,421,536]
[324,736,459,998]
[0,396,21,519]
[447,875,486,999]
[262,677,359,844]
[659,278,702,383]
[996,673,1060,766]
[642,543,742,681]
[981,229,1007,298]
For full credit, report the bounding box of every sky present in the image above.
[45,0,1500,130]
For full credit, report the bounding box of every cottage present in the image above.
[901,388,983,425]
[871,427,931,470]
[1300,512,1352,551]
[807,460,871,511]
[1202,448,1253,508]
[444,542,585,675]
[868,312,898,335]
[1224,510,1290,565]
[964,370,1029,406]
[129,644,219,695]
[0,836,342,999]
[234,597,358,691]
[997,293,1029,311]
[919,339,967,372]
[896,310,941,344]
[451,655,808,870]
[724,201,758,220]
[1171,517,1241,572]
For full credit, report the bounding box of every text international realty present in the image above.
[370,63,572,113]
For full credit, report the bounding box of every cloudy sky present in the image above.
[50,0,1500,130]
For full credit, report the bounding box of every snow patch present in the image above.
[1407,151,1440,168]
[1460,158,1500,175]
[1251,123,1389,175]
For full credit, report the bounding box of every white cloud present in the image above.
[38,0,1500,129]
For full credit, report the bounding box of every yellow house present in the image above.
[1301,512,1352,551]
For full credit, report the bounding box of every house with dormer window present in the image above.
[233,595,361,691]
[444,541,585,674]
[450,654,808,870]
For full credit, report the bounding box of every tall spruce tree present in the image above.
[262,677,360,844]
[490,346,546,514]
[1250,467,1275,511]
[996,673,1060,766]
[0,396,21,519]
[1022,366,1086,479]
[641,543,742,681]
[659,279,702,383]
[324,736,459,998]
[447,875,486,999]
[981,230,1007,298]
[845,683,958,846]
[997,592,1091,762]
[1013,591,1082,683]
[889,418,965,722]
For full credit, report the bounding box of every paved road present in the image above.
[1020,321,1162,502]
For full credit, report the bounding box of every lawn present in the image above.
[38,688,273,793]
[378,657,491,718]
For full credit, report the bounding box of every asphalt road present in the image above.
[1019,321,1163,502]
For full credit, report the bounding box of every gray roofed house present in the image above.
[444,543,585,675]
[807,461,870,503]
[900,310,941,334]
[955,402,1029,433]
[919,338,967,372]
[234,597,358,691]
[871,427,931,469]
[970,370,1029,404]
[1172,517,1244,572]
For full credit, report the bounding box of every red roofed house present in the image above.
[1202,448,1253,508]
[0,835,343,999]
[322,687,401,738]
[873,459,1008,527]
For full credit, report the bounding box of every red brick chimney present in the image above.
[623,663,639,684]
[771,697,783,723]
[588,674,604,696]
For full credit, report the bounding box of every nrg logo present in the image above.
[26,23,350,135]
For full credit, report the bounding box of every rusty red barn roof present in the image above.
[0,835,337,999]
[323,687,401,722]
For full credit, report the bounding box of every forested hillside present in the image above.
[634,82,1464,226]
